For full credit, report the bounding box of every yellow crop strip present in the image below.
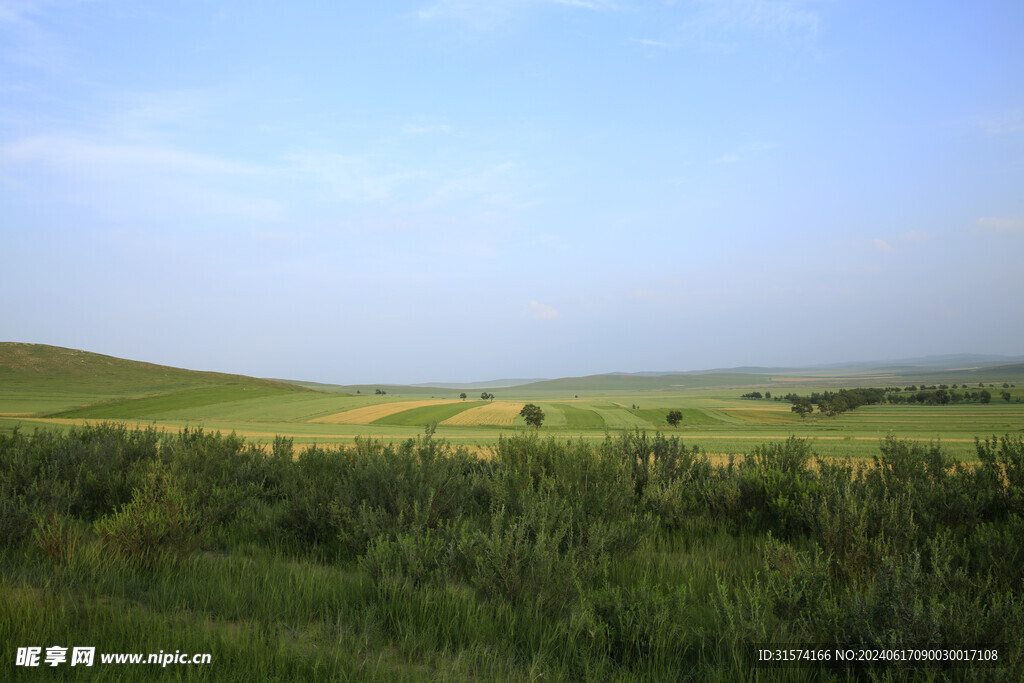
[441,401,526,426]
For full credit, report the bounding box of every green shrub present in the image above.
[461,489,614,615]
[0,481,33,546]
[360,529,452,587]
[842,551,944,648]
[976,434,1024,515]
[0,424,160,527]
[94,464,202,566]
[809,460,919,583]
[278,434,485,558]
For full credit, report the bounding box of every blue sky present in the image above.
[2,1,1022,384]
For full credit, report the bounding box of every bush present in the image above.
[94,464,202,566]
[0,424,160,528]
[460,492,600,615]
[360,529,453,587]
[279,433,486,558]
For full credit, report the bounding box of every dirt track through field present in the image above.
[441,401,525,426]
[310,400,456,424]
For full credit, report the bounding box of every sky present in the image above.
[2,1,1022,384]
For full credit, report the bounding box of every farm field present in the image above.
[2,344,1024,462]
[6,395,1024,460]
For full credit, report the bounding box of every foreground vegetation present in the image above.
[2,424,1022,680]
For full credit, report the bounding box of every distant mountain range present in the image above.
[403,354,1024,390]
[601,354,1024,377]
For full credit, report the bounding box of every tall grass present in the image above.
[1,425,1021,679]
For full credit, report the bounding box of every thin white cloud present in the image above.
[871,238,893,253]
[522,300,561,320]
[634,38,679,50]
[714,153,739,164]
[973,217,1024,234]
[3,127,530,227]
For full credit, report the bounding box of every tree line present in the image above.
[779,382,1019,417]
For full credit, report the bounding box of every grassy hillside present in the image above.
[0,343,311,416]
[0,343,305,395]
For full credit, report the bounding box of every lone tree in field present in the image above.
[520,403,544,429]
[481,392,495,401]
[791,399,813,419]
[459,392,467,400]
[666,410,683,429]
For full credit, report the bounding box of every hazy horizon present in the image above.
[3,2,1023,384]
[5,341,1023,389]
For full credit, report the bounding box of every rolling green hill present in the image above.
[0,343,306,394]
[0,343,311,415]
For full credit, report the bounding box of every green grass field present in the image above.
[2,343,1023,461]
[372,400,487,426]
[553,403,605,429]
